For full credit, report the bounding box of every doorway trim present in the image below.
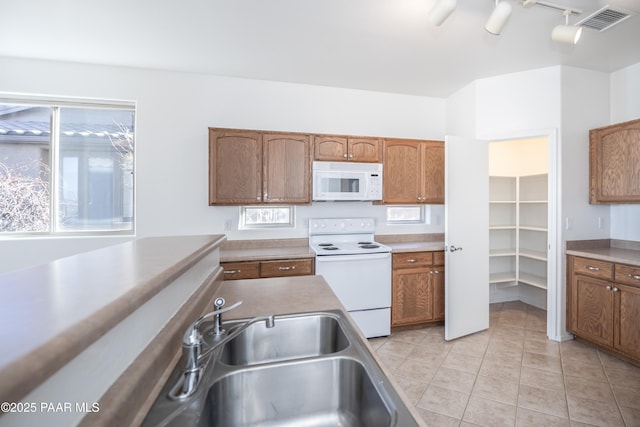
[480,128,562,341]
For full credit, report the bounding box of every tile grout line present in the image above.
[597,349,628,427]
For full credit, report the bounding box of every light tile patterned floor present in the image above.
[368,301,640,427]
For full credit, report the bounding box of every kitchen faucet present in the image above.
[168,298,275,400]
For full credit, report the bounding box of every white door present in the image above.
[445,136,490,340]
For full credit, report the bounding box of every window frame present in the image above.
[238,205,295,229]
[385,205,426,225]
[0,94,136,238]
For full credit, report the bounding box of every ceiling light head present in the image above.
[485,1,512,35]
[551,24,583,44]
[427,0,457,26]
[551,10,583,44]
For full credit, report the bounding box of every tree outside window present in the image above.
[0,101,135,235]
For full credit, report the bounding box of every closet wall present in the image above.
[489,137,549,309]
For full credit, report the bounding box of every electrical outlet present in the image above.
[565,217,573,230]
[224,219,233,231]
[598,216,605,229]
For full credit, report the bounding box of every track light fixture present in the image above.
[426,0,584,45]
[427,0,457,26]
[551,9,583,44]
[485,0,513,35]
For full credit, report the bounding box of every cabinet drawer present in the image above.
[615,263,640,287]
[260,258,314,277]
[573,257,613,281]
[393,252,433,268]
[222,261,260,280]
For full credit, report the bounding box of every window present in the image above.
[239,206,294,229]
[0,97,135,235]
[386,206,425,224]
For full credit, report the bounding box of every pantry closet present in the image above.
[489,137,550,310]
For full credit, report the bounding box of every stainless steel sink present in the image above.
[219,312,349,365]
[142,310,419,427]
[199,357,391,427]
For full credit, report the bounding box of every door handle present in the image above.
[448,245,463,253]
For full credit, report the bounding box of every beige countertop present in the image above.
[566,247,640,266]
[215,275,346,317]
[220,234,445,262]
[221,246,315,262]
[566,239,640,267]
[385,241,445,253]
[0,234,226,405]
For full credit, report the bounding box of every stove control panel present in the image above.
[309,218,376,235]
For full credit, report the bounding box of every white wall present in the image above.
[448,66,614,339]
[610,62,640,240]
[475,67,561,139]
[0,56,446,273]
[489,137,548,176]
[560,66,611,243]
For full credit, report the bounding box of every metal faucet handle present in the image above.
[212,299,242,316]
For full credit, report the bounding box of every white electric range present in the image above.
[309,218,391,338]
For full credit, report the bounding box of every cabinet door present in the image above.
[392,269,433,326]
[263,133,311,203]
[209,129,262,205]
[432,266,445,321]
[393,252,433,269]
[383,139,422,204]
[260,258,314,278]
[221,261,261,280]
[314,136,348,161]
[348,138,381,163]
[422,141,445,204]
[572,275,615,347]
[614,283,640,357]
[590,118,640,204]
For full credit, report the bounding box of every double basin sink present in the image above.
[143,310,419,427]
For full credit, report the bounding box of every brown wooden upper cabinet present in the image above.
[382,139,444,204]
[313,135,382,163]
[209,128,311,205]
[590,118,640,204]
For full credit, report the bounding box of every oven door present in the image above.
[315,252,391,311]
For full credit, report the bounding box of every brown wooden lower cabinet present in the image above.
[567,255,640,362]
[392,251,445,327]
[222,258,314,280]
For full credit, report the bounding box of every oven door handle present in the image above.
[315,253,390,262]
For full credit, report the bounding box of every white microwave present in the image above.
[312,161,383,201]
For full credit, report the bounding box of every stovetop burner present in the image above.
[308,218,391,256]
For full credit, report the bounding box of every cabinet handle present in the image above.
[263,192,268,199]
[406,259,417,263]
[348,153,353,159]
[224,270,240,274]
[278,266,296,271]
[613,287,619,292]
[343,154,348,158]
[629,274,640,281]
[606,285,612,291]
[586,266,601,271]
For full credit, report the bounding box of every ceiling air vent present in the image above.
[576,6,634,31]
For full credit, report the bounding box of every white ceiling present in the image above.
[1,0,639,97]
